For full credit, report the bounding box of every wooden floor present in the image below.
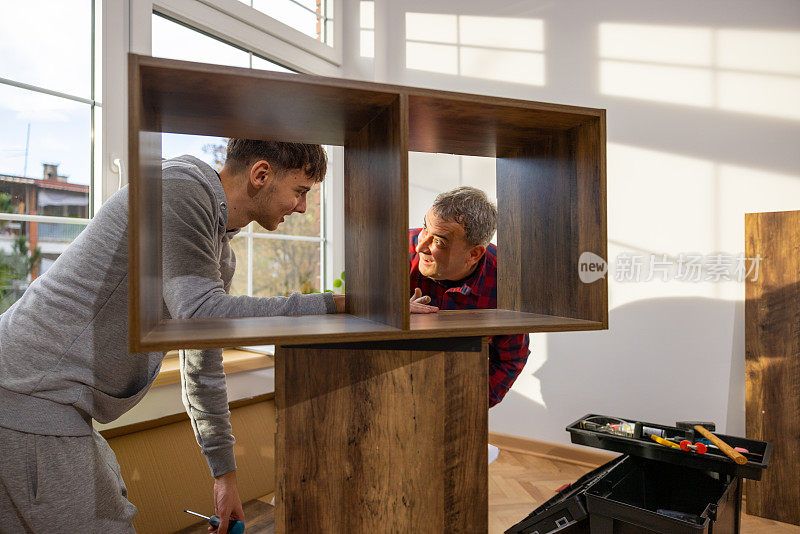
[179,448,800,533]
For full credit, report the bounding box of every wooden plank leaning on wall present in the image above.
[745,209,800,526]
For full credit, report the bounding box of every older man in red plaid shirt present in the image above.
[409,186,530,407]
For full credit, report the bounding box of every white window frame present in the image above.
[0,1,101,227]
[101,0,346,290]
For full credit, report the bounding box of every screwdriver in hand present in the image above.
[184,509,245,534]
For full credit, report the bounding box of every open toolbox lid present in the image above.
[505,455,626,533]
[566,414,771,480]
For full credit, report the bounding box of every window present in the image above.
[152,13,330,297]
[241,0,333,46]
[0,0,99,311]
[0,1,341,312]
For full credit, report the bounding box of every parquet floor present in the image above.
[179,447,800,533]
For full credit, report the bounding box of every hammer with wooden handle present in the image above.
[694,425,748,465]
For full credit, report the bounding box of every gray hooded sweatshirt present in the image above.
[0,155,334,476]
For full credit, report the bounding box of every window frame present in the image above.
[101,0,345,294]
[0,0,100,289]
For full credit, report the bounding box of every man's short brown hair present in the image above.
[225,138,327,182]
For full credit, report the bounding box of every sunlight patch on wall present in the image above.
[507,332,547,408]
[459,16,544,51]
[406,13,545,86]
[406,12,458,43]
[359,1,374,58]
[716,29,800,75]
[600,23,712,66]
[460,46,545,86]
[406,41,459,75]
[717,71,800,120]
[601,60,713,107]
[599,23,800,121]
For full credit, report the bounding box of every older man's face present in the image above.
[416,209,481,281]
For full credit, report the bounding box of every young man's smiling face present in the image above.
[416,209,486,281]
[253,167,315,231]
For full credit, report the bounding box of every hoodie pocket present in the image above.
[75,362,161,424]
[25,433,41,504]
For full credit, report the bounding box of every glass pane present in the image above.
[229,235,249,296]
[161,133,227,171]
[151,14,250,68]
[254,182,321,237]
[252,239,321,297]
[253,0,322,41]
[0,1,92,98]
[252,55,294,73]
[0,84,91,216]
[0,219,87,312]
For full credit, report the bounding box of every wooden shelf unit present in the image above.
[127,54,608,533]
[128,54,607,351]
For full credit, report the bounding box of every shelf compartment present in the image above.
[128,54,607,351]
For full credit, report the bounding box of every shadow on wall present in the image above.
[490,296,745,446]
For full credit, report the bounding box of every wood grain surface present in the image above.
[274,339,488,533]
[132,55,600,150]
[496,119,606,323]
[128,54,164,352]
[497,133,574,318]
[134,310,603,351]
[572,116,608,325]
[344,94,409,329]
[745,209,800,525]
[407,94,587,156]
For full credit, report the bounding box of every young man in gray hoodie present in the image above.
[0,139,348,533]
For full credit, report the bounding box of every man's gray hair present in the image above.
[431,186,497,246]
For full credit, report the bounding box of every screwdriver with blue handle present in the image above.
[184,509,245,534]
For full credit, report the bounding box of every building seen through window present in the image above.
[0,162,89,311]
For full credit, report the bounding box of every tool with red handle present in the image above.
[680,440,707,454]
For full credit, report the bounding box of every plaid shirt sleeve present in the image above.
[488,333,530,407]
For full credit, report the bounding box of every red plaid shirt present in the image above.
[409,228,530,407]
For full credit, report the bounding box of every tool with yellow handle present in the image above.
[650,434,680,449]
[694,425,748,465]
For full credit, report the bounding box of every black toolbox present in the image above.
[504,456,626,534]
[505,415,771,534]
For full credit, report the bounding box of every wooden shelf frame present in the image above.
[128,54,607,352]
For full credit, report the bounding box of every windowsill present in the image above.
[153,347,275,388]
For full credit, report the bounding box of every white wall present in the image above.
[343,0,800,445]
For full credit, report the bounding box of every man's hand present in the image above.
[410,287,439,314]
[210,470,245,534]
[334,294,345,313]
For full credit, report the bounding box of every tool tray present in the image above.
[566,414,771,480]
